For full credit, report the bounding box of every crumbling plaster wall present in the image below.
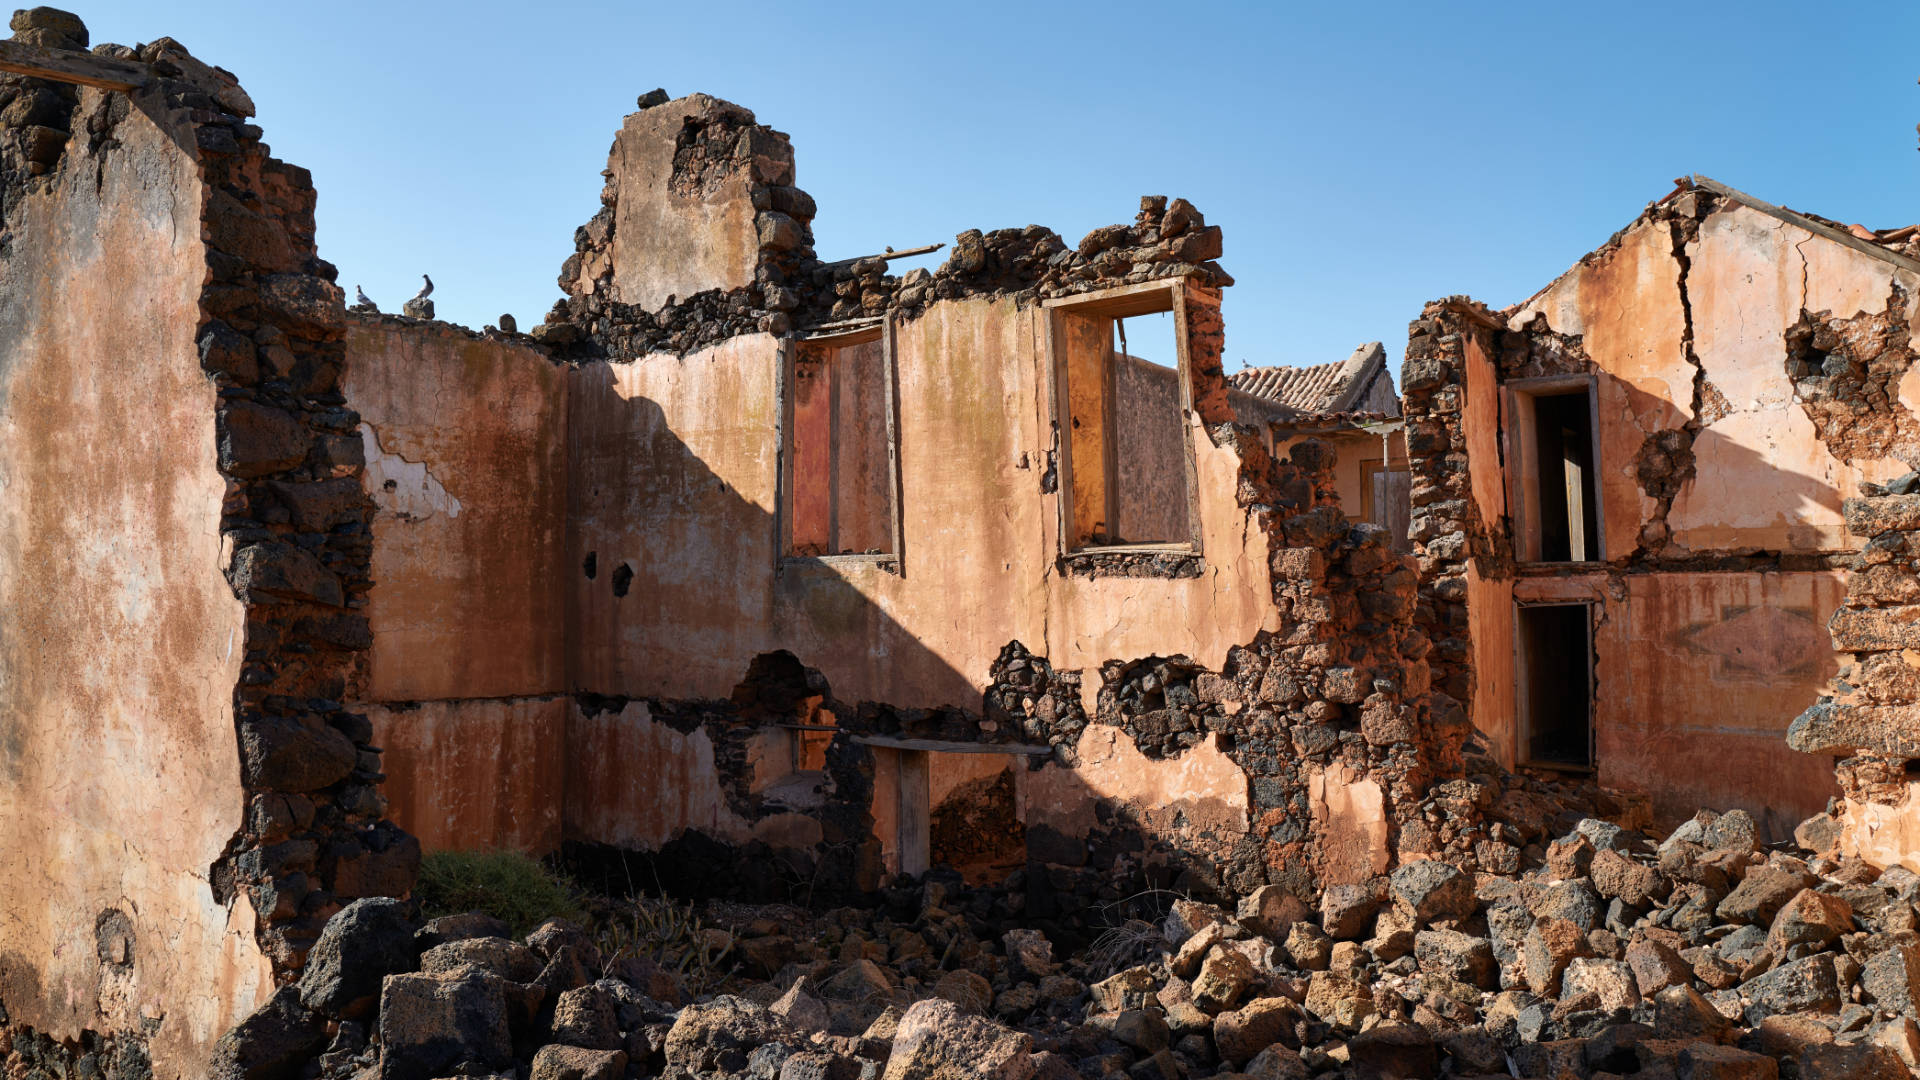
[2,22,421,1076]
[0,72,273,1073]
[1410,188,1918,834]
[1791,492,1920,874]
[342,316,569,853]
[565,297,1280,713]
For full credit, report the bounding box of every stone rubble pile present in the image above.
[217,804,1920,1080]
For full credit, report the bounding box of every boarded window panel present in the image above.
[830,337,893,554]
[1112,351,1189,544]
[1060,310,1114,547]
[787,334,896,557]
[789,358,832,556]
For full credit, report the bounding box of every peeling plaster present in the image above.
[360,422,462,523]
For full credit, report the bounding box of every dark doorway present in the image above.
[1517,602,1594,768]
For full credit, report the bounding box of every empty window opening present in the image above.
[1516,602,1594,769]
[784,327,899,558]
[1052,284,1197,551]
[1510,382,1602,562]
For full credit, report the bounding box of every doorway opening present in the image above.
[1516,601,1594,769]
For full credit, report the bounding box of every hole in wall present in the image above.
[583,551,597,580]
[612,562,634,598]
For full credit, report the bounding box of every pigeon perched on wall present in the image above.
[403,274,436,320]
[352,285,378,312]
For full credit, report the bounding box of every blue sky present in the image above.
[68,1,1920,374]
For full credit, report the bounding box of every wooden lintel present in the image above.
[853,734,1053,756]
[0,40,149,92]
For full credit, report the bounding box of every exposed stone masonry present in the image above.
[1785,282,1920,468]
[537,91,1233,363]
[1399,297,1507,712]
[1790,479,1920,808]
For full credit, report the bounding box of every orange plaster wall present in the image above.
[1598,572,1841,836]
[344,319,569,703]
[368,698,566,854]
[568,296,1277,714]
[1466,567,1516,769]
[0,98,271,1077]
[1505,571,1841,835]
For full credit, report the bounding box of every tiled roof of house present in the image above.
[1229,342,1398,417]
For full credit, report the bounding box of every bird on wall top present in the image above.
[353,285,378,311]
[413,274,434,302]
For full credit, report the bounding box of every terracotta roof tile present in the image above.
[1229,342,1397,417]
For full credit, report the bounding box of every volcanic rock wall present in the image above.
[1792,488,1920,873]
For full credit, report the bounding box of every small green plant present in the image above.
[416,849,580,937]
[595,896,738,996]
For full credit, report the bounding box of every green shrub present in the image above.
[416,849,579,937]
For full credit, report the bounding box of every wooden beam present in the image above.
[0,40,148,92]
[825,242,944,267]
[853,734,1053,756]
[896,748,930,878]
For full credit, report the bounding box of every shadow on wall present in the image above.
[1559,374,1853,833]
[555,375,1262,932]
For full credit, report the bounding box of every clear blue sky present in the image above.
[67,1,1920,374]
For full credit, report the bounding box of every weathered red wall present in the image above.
[343,318,570,853]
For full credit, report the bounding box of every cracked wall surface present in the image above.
[1411,182,1920,837]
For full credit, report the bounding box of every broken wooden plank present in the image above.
[852,734,1053,756]
[0,40,148,93]
[896,748,930,877]
[825,242,944,267]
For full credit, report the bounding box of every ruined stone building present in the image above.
[1402,179,1920,843]
[2,9,1918,1078]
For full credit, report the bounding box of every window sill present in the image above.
[1515,560,1611,574]
[781,553,901,575]
[1058,547,1203,580]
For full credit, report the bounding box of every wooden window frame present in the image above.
[774,317,906,573]
[1502,374,1606,565]
[1042,280,1203,557]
